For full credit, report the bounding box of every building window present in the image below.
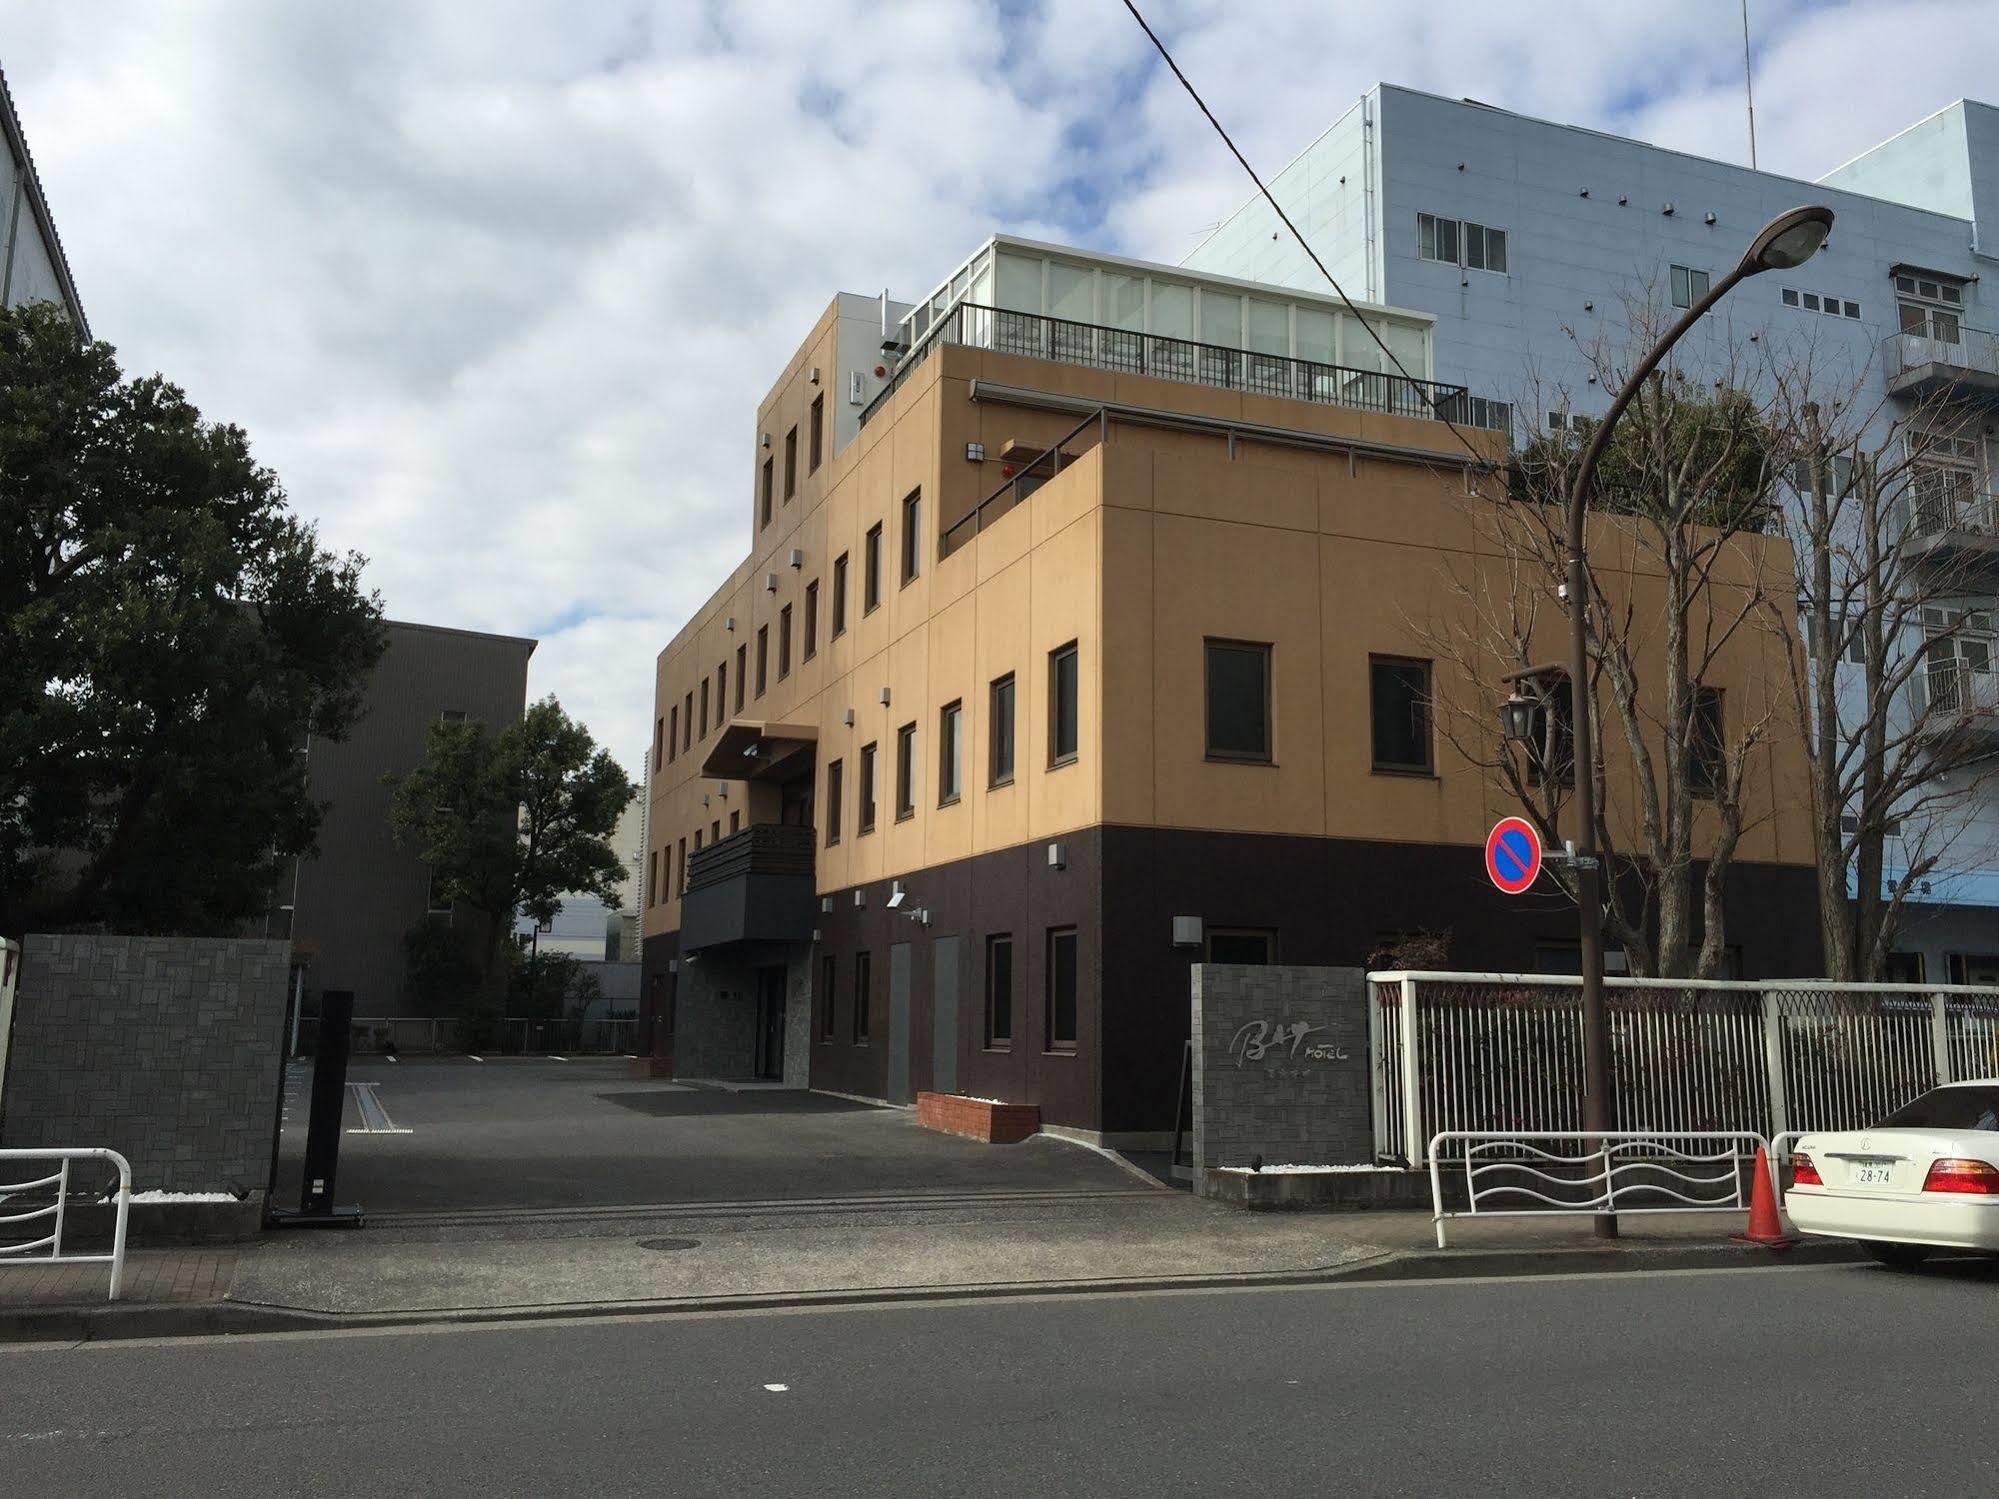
[1669,264,1711,310]
[895,721,917,820]
[809,394,824,473]
[676,838,687,897]
[901,489,922,584]
[646,851,658,909]
[853,951,872,1043]
[1204,639,1272,762]
[820,955,837,1043]
[1786,286,1863,321]
[734,644,747,711]
[756,625,769,697]
[825,759,843,846]
[1369,656,1433,774]
[832,553,849,635]
[1045,927,1078,1052]
[938,700,963,804]
[864,523,884,612]
[804,581,819,660]
[683,692,693,751]
[440,709,466,722]
[1690,686,1725,798]
[985,934,1013,1050]
[1048,641,1079,766]
[699,679,709,739]
[784,425,797,501]
[989,673,1016,785]
[693,830,702,853]
[656,714,667,769]
[778,604,793,679]
[858,742,878,833]
[1206,929,1276,965]
[711,819,720,844]
[729,810,739,834]
[760,457,774,528]
[1896,272,1961,341]
[1418,212,1506,274]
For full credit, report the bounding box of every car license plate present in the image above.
[1851,1160,1895,1187]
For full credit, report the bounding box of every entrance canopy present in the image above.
[700,719,818,781]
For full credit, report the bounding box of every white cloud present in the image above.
[6,1,1992,773]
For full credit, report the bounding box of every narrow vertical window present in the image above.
[784,426,797,501]
[895,722,917,820]
[760,457,773,528]
[865,523,884,611]
[1369,656,1433,774]
[1203,639,1272,762]
[819,955,837,1042]
[716,663,727,724]
[985,935,1013,1049]
[901,489,922,584]
[938,700,963,804]
[676,838,686,897]
[683,692,693,750]
[853,951,872,1043]
[858,742,878,833]
[989,673,1016,784]
[809,394,824,472]
[666,707,676,764]
[1045,927,1078,1052]
[779,604,793,679]
[1048,641,1079,765]
[804,581,819,660]
[756,626,769,697]
[825,758,844,847]
[646,851,658,908]
[699,679,710,739]
[735,644,747,711]
[833,553,849,635]
[1690,686,1725,798]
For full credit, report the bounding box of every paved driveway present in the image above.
[272,1058,1142,1215]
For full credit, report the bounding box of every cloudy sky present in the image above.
[8,0,1995,772]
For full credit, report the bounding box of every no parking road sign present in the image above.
[1485,817,1543,895]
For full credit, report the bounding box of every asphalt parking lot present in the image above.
[271,1058,1142,1215]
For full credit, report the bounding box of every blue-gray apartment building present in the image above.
[1188,85,1999,983]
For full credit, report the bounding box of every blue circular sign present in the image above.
[1485,817,1543,895]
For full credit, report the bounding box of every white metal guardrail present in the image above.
[1428,1130,1765,1248]
[0,1148,132,1300]
[1371,972,1999,1166]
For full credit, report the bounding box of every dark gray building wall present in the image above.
[1,934,290,1194]
[290,620,533,1019]
[1190,965,1372,1188]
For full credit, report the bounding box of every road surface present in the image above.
[4,1260,1992,1496]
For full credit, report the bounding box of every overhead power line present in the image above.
[1118,0,1495,470]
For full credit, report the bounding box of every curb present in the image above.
[0,1239,1866,1344]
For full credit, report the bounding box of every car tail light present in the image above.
[1791,1152,1823,1186]
[1922,1158,1999,1195]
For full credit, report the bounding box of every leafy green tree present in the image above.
[508,949,601,1022]
[0,302,385,937]
[388,696,634,1004]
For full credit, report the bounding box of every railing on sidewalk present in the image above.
[1427,1130,1765,1248]
[0,1148,132,1300]
[1371,971,1999,1167]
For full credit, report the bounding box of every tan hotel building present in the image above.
[638,236,1818,1145]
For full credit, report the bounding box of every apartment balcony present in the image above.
[1916,664,1999,740]
[1908,491,1999,570]
[864,301,1491,432]
[680,823,816,954]
[1882,325,1999,405]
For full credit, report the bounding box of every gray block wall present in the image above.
[673,958,756,1080]
[1191,965,1372,1185]
[1,935,291,1195]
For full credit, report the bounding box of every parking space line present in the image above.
[345,1081,415,1135]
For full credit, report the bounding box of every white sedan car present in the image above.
[1786,1081,1999,1268]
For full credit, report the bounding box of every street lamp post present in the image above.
[1551,204,1833,1240]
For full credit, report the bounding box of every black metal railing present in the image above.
[862,301,1483,430]
[684,823,815,893]
[938,409,1104,561]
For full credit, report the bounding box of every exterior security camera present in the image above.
[886,889,905,910]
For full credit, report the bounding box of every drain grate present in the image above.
[636,1237,699,1252]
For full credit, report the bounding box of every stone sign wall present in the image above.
[1,934,291,1196]
[1191,964,1372,1186]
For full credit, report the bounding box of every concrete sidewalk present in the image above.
[0,1192,1849,1342]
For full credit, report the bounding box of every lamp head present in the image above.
[1741,205,1834,275]
[1499,692,1538,745]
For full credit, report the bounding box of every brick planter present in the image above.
[916,1092,1040,1144]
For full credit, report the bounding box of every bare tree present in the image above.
[1416,300,1794,979]
[1763,361,1999,980]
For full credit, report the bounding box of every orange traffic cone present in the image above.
[1733,1145,1797,1248]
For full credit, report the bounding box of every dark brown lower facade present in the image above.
[641,826,1823,1143]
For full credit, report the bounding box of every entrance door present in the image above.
[887,942,913,1104]
[754,966,786,1081]
[931,937,960,1095]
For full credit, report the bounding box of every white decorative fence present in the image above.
[1369,971,1999,1165]
[0,1148,132,1300]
